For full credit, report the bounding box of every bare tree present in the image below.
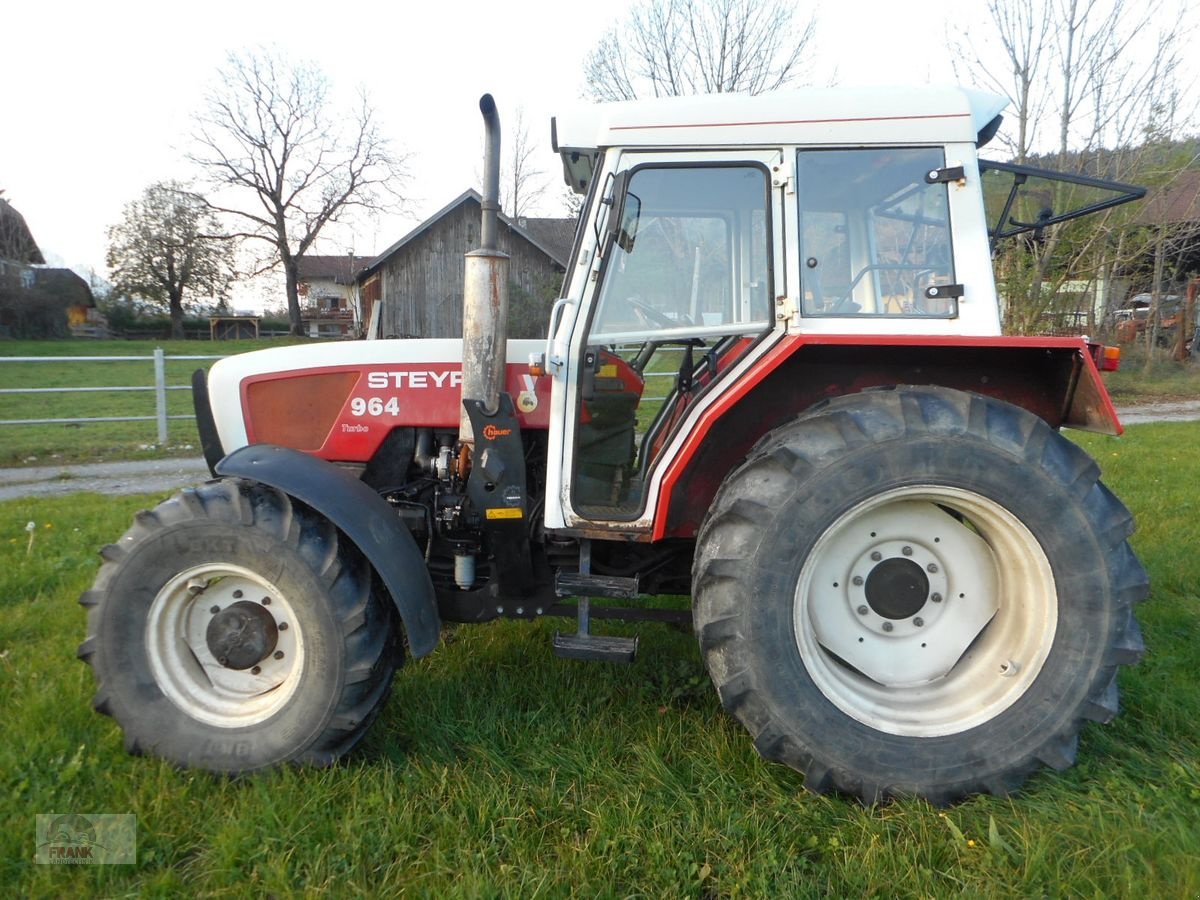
[503,107,548,220]
[583,0,818,100]
[953,0,1193,337]
[190,48,405,335]
[106,182,234,338]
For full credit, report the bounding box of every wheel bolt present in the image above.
[278,622,288,631]
[232,590,243,599]
[857,605,869,615]
[210,605,220,615]
[882,622,894,632]
[870,551,882,562]
[262,597,271,606]
[273,650,284,660]
[927,563,939,573]
[914,617,924,627]
[218,656,228,666]
[251,666,261,675]
[902,545,913,556]
[931,592,943,603]
[852,576,864,586]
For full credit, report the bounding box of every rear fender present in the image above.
[655,335,1121,539]
[214,444,441,657]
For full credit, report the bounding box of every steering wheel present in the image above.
[629,298,693,329]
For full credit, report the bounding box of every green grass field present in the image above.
[0,338,315,467]
[0,422,1197,896]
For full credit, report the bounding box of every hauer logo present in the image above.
[482,424,512,440]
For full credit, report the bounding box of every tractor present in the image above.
[80,87,1148,804]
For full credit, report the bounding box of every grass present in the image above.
[0,338,317,467]
[1,423,1198,896]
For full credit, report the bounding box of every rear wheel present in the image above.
[693,387,1147,804]
[78,479,398,772]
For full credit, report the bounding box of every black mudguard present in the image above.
[214,444,441,658]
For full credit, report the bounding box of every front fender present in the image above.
[214,444,440,658]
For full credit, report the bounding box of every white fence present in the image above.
[0,349,224,444]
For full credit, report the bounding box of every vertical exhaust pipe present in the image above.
[460,93,510,445]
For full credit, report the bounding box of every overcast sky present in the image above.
[3,0,1193,301]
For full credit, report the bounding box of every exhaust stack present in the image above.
[459,93,510,445]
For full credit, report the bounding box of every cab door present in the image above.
[552,151,785,532]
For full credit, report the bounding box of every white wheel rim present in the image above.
[146,564,305,728]
[794,486,1057,737]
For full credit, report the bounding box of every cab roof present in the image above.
[552,86,1008,153]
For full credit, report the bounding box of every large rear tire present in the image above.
[78,479,398,773]
[693,387,1147,804]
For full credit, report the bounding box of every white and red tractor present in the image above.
[81,88,1148,804]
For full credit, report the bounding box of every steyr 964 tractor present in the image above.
[81,88,1149,805]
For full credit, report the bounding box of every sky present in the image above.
[3,0,1194,306]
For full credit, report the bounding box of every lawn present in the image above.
[0,338,316,467]
[0,422,1197,896]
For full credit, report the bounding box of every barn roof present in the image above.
[1134,169,1200,227]
[362,190,576,277]
[0,196,45,264]
[296,254,375,284]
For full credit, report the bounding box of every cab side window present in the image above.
[798,148,957,317]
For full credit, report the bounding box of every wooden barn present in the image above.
[362,190,575,339]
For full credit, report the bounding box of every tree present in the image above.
[583,0,817,101]
[951,0,1192,337]
[105,182,234,339]
[190,48,405,335]
[502,107,548,220]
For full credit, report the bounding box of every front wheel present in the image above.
[78,480,398,772]
[693,387,1147,804]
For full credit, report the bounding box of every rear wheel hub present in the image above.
[864,557,930,620]
[206,600,279,670]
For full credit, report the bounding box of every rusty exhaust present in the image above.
[459,94,510,445]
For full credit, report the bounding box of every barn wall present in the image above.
[378,199,565,339]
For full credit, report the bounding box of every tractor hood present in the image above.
[200,339,550,465]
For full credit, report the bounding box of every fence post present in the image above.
[154,348,168,444]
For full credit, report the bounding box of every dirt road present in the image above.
[0,457,211,502]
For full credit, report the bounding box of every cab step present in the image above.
[552,630,639,663]
[552,541,639,663]
[554,571,640,600]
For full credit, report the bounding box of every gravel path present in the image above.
[0,457,211,502]
[0,402,1196,501]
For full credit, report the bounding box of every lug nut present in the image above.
[927,563,939,574]
[902,546,913,556]
[852,575,864,586]
[251,666,261,675]
[232,590,243,599]
[278,622,288,631]
[273,650,284,660]
[210,605,220,615]
[262,597,271,606]
[870,551,882,562]
[882,622,894,633]
[913,617,924,627]
[931,592,943,603]
[857,605,869,616]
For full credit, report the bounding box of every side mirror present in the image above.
[602,170,641,254]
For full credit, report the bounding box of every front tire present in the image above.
[693,387,1147,804]
[78,479,398,773]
